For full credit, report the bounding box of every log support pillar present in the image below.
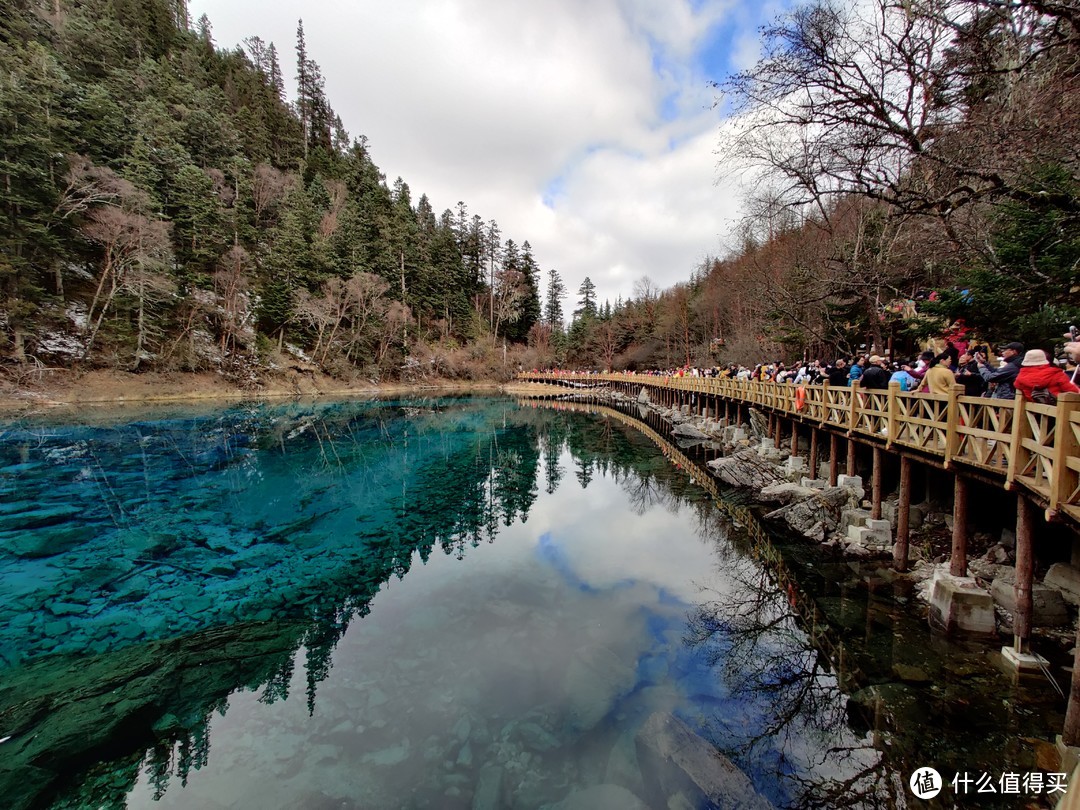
[791,423,799,457]
[871,446,883,520]
[808,428,819,480]
[829,434,839,487]
[1013,495,1035,652]
[950,475,969,577]
[846,438,857,477]
[894,456,911,572]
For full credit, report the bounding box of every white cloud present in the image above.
[191,0,760,306]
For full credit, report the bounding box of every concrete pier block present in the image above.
[1000,646,1050,674]
[846,518,892,549]
[785,456,807,474]
[841,508,871,533]
[800,477,827,490]
[837,475,865,500]
[929,572,997,636]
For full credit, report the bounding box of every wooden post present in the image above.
[829,433,839,487]
[951,475,969,577]
[809,428,819,480]
[791,423,799,457]
[848,380,861,434]
[944,383,963,466]
[871,446,883,520]
[886,381,900,448]
[1049,392,1080,517]
[846,438,857,477]
[1013,494,1035,652]
[894,456,911,572]
[774,416,783,449]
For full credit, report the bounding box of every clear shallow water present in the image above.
[0,397,1064,809]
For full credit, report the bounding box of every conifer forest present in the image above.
[0,0,1078,381]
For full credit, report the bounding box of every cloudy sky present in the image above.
[189,0,790,308]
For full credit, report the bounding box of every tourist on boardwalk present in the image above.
[977,341,1024,399]
[955,351,986,397]
[859,356,891,390]
[890,360,918,391]
[826,358,848,387]
[921,356,956,395]
[1064,337,1080,384]
[1014,349,1080,402]
[847,356,864,385]
[910,350,935,381]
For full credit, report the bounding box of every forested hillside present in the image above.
[1,0,1077,383]
[0,0,545,382]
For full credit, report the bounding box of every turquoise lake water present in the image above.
[0,396,1066,809]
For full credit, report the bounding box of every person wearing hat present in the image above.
[860,355,891,389]
[1015,349,1079,402]
[976,341,1025,399]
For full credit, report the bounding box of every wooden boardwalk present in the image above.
[519,372,1080,529]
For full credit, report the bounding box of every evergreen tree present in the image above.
[544,268,565,329]
[575,276,597,320]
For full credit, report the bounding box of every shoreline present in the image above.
[0,368,514,416]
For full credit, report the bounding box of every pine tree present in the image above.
[575,276,597,320]
[544,268,565,329]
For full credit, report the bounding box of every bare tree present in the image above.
[719,0,1080,221]
[80,205,171,359]
[214,246,253,355]
[251,164,293,230]
[492,266,527,341]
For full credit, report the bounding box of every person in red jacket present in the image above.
[1014,349,1080,402]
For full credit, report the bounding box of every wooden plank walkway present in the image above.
[518,372,1080,528]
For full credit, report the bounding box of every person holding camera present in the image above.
[977,342,1024,399]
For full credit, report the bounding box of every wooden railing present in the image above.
[518,372,1080,524]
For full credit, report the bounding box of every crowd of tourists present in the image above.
[538,336,1080,405]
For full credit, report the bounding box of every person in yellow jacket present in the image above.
[921,357,957,395]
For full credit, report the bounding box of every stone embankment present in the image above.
[578,385,1079,642]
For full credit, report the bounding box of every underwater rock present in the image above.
[516,721,560,752]
[471,765,504,810]
[563,646,636,732]
[551,783,649,810]
[635,712,772,810]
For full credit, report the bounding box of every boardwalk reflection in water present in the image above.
[0,397,1063,809]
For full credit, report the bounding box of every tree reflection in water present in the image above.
[685,519,901,809]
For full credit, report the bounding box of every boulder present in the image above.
[672,423,709,440]
[707,449,787,490]
[747,409,769,441]
[991,577,1070,626]
[759,482,818,506]
[635,712,772,810]
[766,486,856,541]
[1044,563,1080,606]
